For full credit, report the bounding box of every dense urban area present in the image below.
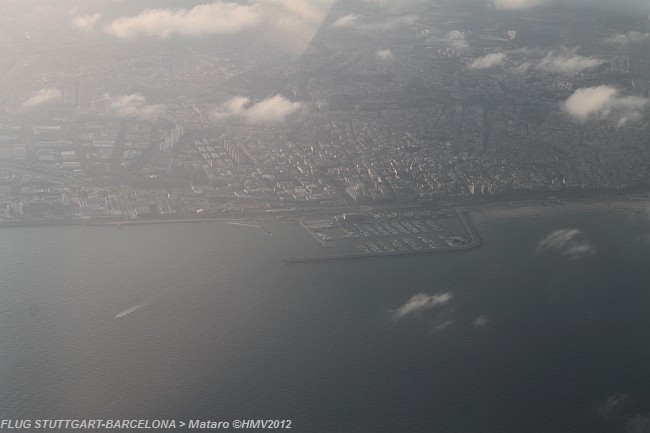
[0,0,649,227]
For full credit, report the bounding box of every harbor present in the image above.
[285,208,481,263]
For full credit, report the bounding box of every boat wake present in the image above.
[115,301,148,318]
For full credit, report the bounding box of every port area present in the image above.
[286,208,481,263]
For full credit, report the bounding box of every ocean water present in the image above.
[1,211,650,433]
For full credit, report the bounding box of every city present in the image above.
[0,1,648,236]
[3,2,650,432]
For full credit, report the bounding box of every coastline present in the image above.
[0,216,274,234]
[1,197,647,232]
[467,198,648,225]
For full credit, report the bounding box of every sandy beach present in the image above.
[468,198,649,225]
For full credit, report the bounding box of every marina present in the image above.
[286,209,481,263]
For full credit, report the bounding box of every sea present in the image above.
[1,210,650,433]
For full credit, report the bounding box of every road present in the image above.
[0,163,94,188]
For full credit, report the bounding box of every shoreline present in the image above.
[0,197,646,232]
[466,198,648,225]
[0,216,277,231]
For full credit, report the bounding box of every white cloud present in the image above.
[469,53,506,70]
[445,30,468,50]
[255,0,335,54]
[331,14,418,31]
[536,228,596,258]
[361,0,433,12]
[364,15,419,31]
[535,50,605,75]
[390,292,453,321]
[431,320,453,333]
[245,95,302,123]
[72,13,101,31]
[492,0,553,9]
[536,228,581,251]
[376,49,395,61]
[212,95,302,124]
[562,86,649,126]
[103,93,166,120]
[104,0,335,55]
[216,96,250,118]
[606,31,650,46]
[628,414,650,433]
[513,49,605,76]
[21,88,62,109]
[491,0,650,11]
[565,243,596,258]
[474,315,490,327]
[598,393,634,420]
[331,14,360,28]
[361,0,391,5]
[105,2,260,39]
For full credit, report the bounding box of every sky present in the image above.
[492,0,650,11]
[0,0,647,65]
